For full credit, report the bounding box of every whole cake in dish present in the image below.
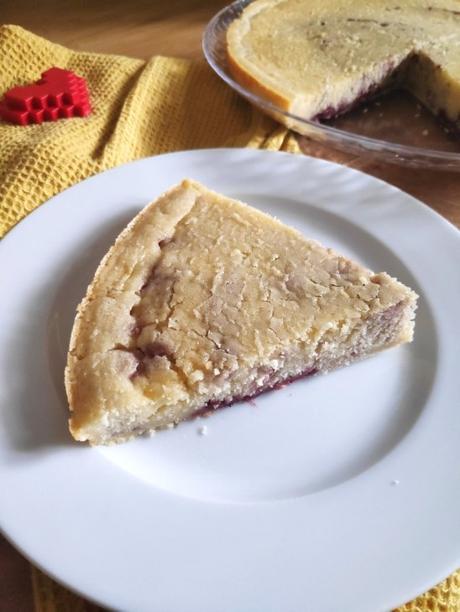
[227,0,460,130]
[65,180,417,445]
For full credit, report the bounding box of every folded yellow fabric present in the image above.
[0,24,458,612]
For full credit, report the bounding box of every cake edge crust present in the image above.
[225,0,460,129]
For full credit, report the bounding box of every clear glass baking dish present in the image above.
[203,0,460,171]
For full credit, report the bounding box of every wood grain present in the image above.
[2,0,227,60]
[0,537,35,612]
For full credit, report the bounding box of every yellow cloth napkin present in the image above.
[0,24,458,612]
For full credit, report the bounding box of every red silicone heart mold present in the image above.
[0,67,91,125]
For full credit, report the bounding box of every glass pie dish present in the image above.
[203,0,460,171]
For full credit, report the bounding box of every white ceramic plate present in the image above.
[0,149,459,612]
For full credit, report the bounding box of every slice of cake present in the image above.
[65,180,417,445]
[226,0,460,131]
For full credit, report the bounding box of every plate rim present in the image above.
[1,148,459,612]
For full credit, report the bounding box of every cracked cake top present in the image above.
[66,180,416,443]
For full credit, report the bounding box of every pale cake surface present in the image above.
[66,180,417,444]
[227,0,460,126]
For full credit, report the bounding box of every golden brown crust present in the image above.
[227,42,291,113]
[226,0,292,112]
[65,181,199,439]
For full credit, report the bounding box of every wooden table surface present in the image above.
[1,1,459,610]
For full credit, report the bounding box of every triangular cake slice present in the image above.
[66,180,417,444]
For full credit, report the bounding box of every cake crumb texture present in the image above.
[65,180,417,444]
